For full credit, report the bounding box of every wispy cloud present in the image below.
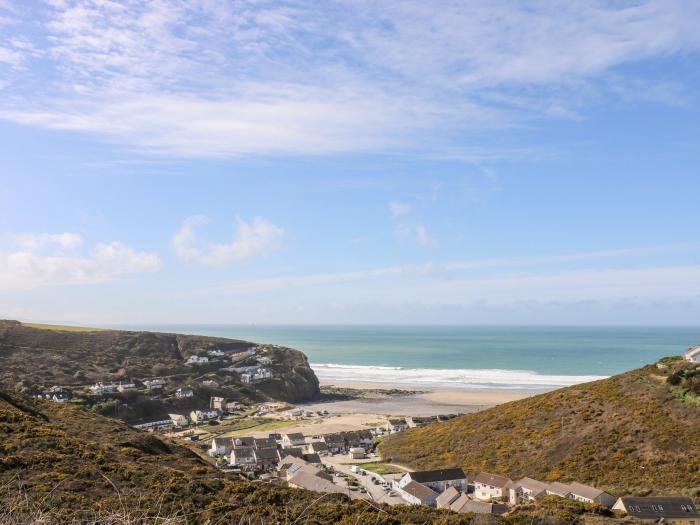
[0,0,698,157]
[0,235,161,290]
[172,215,284,267]
[388,201,411,218]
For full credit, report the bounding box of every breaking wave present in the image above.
[311,363,607,390]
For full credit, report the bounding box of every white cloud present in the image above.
[0,239,161,290]
[396,222,436,248]
[0,0,699,156]
[388,201,411,218]
[172,215,284,267]
[13,232,83,250]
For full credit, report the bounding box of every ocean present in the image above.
[121,325,700,390]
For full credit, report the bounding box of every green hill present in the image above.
[0,320,319,421]
[0,387,482,524]
[379,357,700,498]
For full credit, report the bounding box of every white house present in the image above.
[474,472,513,501]
[51,392,70,403]
[398,468,468,493]
[117,382,137,392]
[90,382,117,395]
[395,481,438,506]
[281,432,306,448]
[201,379,219,389]
[241,367,273,384]
[175,387,194,398]
[186,355,209,365]
[229,447,256,467]
[210,437,235,456]
[386,418,408,433]
[131,416,173,431]
[686,346,700,363]
[143,378,165,390]
[567,482,616,508]
[510,477,549,504]
[169,413,189,427]
[189,409,219,423]
[207,349,225,358]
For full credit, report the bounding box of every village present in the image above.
[31,345,700,524]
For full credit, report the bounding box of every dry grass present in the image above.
[22,322,108,332]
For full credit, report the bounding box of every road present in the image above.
[322,455,406,505]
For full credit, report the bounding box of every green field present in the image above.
[355,461,405,475]
[23,322,108,332]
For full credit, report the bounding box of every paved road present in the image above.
[322,455,406,505]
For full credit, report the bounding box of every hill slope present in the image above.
[0,320,319,412]
[0,388,479,524]
[379,357,700,497]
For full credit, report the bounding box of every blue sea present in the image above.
[119,325,700,390]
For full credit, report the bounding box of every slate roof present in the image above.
[436,486,460,508]
[616,497,700,520]
[401,481,437,501]
[474,472,512,489]
[409,468,467,483]
[568,481,607,500]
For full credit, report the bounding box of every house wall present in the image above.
[475,483,503,501]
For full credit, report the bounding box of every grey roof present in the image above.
[254,448,278,460]
[436,486,461,508]
[567,481,607,500]
[284,432,305,440]
[456,501,508,515]
[288,471,348,494]
[409,468,467,483]
[303,453,321,464]
[516,477,549,494]
[617,497,700,520]
[402,481,437,501]
[546,481,573,496]
[232,447,254,458]
[309,441,328,450]
[474,472,512,488]
[449,494,472,513]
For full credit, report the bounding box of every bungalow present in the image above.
[474,472,513,501]
[209,437,235,456]
[131,416,173,431]
[685,346,700,363]
[169,413,189,427]
[567,482,616,508]
[186,355,209,365]
[398,468,468,493]
[307,441,328,455]
[436,487,461,509]
[452,499,508,515]
[90,382,117,395]
[613,497,700,524]
[510,477,549,504]
[386,418,408,433]
[189,409,219,423]
[281,432,306,448]
[175,387,194,398]
[396,481,438,506]
[143,378,166,390]
[230,447,256,467]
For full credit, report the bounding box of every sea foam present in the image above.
[311,362,607,390]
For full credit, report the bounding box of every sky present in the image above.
[1,0,700,326]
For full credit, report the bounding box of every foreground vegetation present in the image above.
[379,357,700,499]
[0,388,634,524]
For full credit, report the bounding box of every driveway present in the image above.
[322,455,406,505]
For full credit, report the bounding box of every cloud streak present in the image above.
[0,0,698,157]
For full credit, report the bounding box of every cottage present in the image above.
[230,447,256,467]
[567,482,616,508]
[142,378,166,390]
[90,382,117,395]
[613,497,700,524]
[436,487,461,509]
[474,472,513,501]
[307,441,328,455]
[396,481,438,506]
[189,409,219,423]
[281,432,306,448]
[210,437,235,456]
[685,346,700,363]
[453,499,508,515]
[175,387,194,398]
[386,418,408,433]
[169,413,189,427]
[131,416,173,431]
[510,477,549,504]
[398,468,468,493]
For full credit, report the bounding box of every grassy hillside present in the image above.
[0,320,319,411]
[379,357,700,498]
[23,321,109,332]
[0,388,499,524]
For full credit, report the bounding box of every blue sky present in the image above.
[1,0,700,325]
